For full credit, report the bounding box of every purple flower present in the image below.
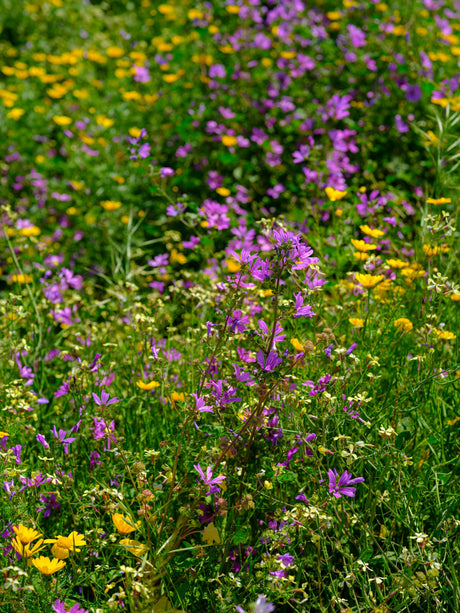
[228,310,250,333]
[253,596,275,613]
[193,464,226,496]
[53,600,88,613]
[54,381,70,398]
[257,350,283,372]
[12,445,22,464]
[278,553,294,567]
[36,434,49,448]
[293,292,315,318]
[92,390,118,407]
[50,427,76,454]
[192,393,214,413]
[293,144,310,164]
[38,493,61,518]
[328,469,365,498]
[233,364,254,384]
[92,418,117,450]
[160,167,174,178]
[346,343,357,355]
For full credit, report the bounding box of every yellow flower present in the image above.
[423,131,439,146]
[221,135,237,147]
[100,200,122,211]
[136,380,160,390]
[386,259,409,269]
[290,338,304,352]
[112,513,140,535]
[119,539,148,557]
[96,115,114,128]
[32,556,66,575]
[326,11,341,19]
[451,292,460,301]
[325,186,347,201]
[351,239,376,252]
[170,249,187,264]
[353,251,369,261]
[0,431,8,437]
[394,318,413,333]
[434,329,456,340]
[349,318,364,327]
[11,274,33,284]
[355,273,384,288]
[169,391,186,402]
[226,5,240,13]
[7,108,25,120]
[216,187,231,197]
[401,266,425,281]
[44,531,86,559]
[53,115,72,126]
[423,244,443,256]
[106,46,124,58]
[20,226,41,237]
[426,197,451,206]
[13,524,42,544]
[360,224,384,238]
[11,536,46,558]
[226,259,241,272]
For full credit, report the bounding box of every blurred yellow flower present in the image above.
[349,318,364,327]
[360,225,384,238]
[169,391,186,402]
[394,318,413,333]
[434,329,456,340]
[101,200,122,211]
[290,338,304,352]
[351,239,376,252]
[53,115,72,126]
[386,258,409,269]
[20,226,40,237]
[325,186,347,201]
[426,197,451,205]
[11,274,33,284]
[106,46,124,58]
[136,380,160,390]
[221,135,237,147]
[226,259,241,272]
[355,273,384,288]
[7,108,25,120]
